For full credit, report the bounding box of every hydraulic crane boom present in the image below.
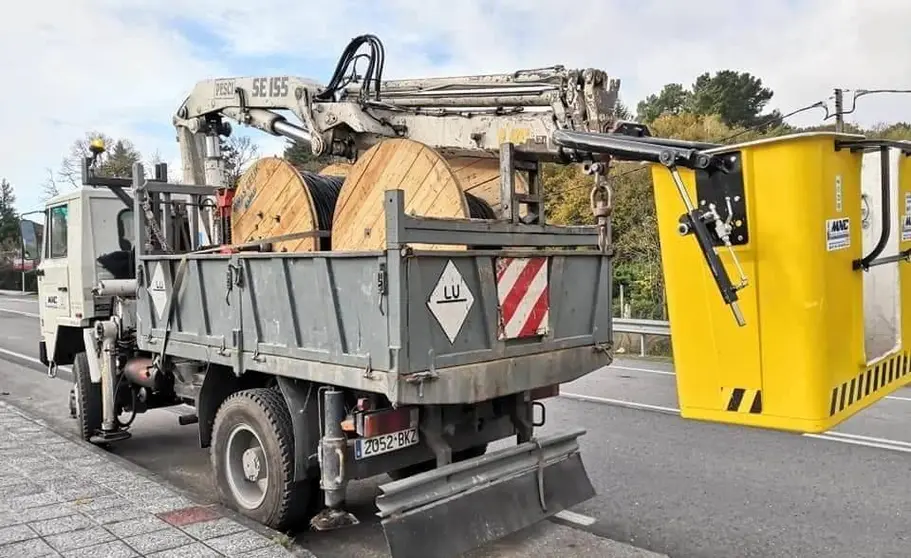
[172,35,621,188]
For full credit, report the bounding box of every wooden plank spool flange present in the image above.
[319,157,526,218]
[446,156,528,217]
[231,157,343,252]
[332,138,511,251]
[319,162,352,177]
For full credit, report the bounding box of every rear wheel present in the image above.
[72,352,102,442]
[210,388,317,530]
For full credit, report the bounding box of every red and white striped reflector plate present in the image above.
[496,256,549,340]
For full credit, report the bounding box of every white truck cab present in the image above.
[36,187,134,368]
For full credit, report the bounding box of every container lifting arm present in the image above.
[552,130,749,326]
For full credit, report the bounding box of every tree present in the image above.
[43,132,143,199]
[613,98,634,121]
[866,122,911,141]
[688,70,777,129]
[101,139,143,178]
[0,179,18,253]
[636,71,779,129]
[283,140,340,172]
[221,135,260,187]
[636,83,690,123]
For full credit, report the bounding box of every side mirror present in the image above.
[18,218,43,265]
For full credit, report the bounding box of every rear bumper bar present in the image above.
[375,427,595,558]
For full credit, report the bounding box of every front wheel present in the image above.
[72,352,102,442]
[210,388,316,530]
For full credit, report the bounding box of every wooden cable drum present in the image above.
[319,162,352,177]
[317,157,525,216]
[330,138,508,251]
[232,157,344,252]
[445,157,528,217]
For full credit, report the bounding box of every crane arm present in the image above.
[172,36,622,189]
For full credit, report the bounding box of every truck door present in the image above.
[37,202,71,362]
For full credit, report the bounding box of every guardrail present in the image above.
[613,318,671,356]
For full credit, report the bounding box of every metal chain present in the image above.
[140,191,172,254]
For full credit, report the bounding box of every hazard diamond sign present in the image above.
[427,260,475,344]
[495,256,549,340]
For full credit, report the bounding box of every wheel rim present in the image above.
[225,423,269,510]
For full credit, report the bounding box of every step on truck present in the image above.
[29,35,748,557]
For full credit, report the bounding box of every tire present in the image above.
[387,443,488,481]
[210,388,316,530]
[73,352,102,442]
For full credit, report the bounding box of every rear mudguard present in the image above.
[375,427,594,558]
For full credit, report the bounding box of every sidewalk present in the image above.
[0,401,312,558]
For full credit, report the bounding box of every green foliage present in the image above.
[613,98,634,121]
[688,70,777,128]
[99,139,143,178]
[866,122,911,141]
[282,141,341,172]
[0,179,18,253]
[636,71,778,129]
[636,83,690,123]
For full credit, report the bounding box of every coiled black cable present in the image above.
[298,170,344,250]
[465,192,496,220]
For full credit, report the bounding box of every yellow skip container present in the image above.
[650,132,911,433]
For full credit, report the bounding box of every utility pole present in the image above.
[834,88,844,133]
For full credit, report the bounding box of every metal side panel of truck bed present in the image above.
[135,191,613,405]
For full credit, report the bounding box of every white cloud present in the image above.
[5,0,911,213]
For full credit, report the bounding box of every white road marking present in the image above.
[0,346,71,374]
[821,430,911,449]
[803,433,911,454]
[560,392,680,415]
[0,308,39,318]
[610,365,675,376]
[553,510,597,526]
[0,346,43,365]
[560,393,911,455]
[609,363,911,403]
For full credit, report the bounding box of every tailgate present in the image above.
[395,250,612,404]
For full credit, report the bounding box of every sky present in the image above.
[3,0,911,213]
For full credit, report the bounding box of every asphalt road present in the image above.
[3,291,911,557]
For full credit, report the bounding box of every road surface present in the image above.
[2,292,911,557]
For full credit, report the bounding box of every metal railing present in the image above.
[613,318,671,357]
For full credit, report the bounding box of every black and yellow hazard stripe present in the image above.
[722,387,762,414]
[829,352,911,417]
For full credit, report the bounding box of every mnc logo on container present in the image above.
[826,217,850,251]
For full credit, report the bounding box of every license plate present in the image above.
[355,427,419,460]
